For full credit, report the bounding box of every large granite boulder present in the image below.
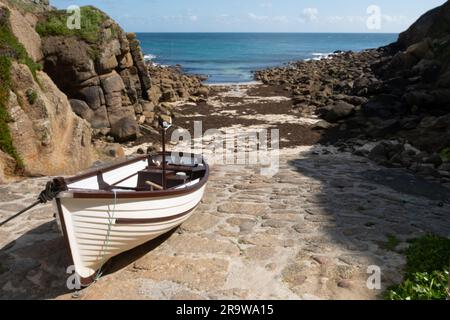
[110,117,139,142]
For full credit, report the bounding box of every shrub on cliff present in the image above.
[36,6,110,44]
[0,56,24,170]
[0,6,43,169]
[0,7,41,79]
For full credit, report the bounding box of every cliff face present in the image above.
[35,6,206,142]
[0,1,95,182]
[36,7,152,142]
[0,0,207,182]
[397,1,450,50]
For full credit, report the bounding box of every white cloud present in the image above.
[189,15,198,22]
[327,15,365,24]
[248,13,289,24]
[302,8,318,22]
[248,12,269,21]
[260,2,273,8]
[382,14,407,23]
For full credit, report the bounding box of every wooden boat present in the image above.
[52,152,209,285]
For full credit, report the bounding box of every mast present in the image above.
[159,115,172,190]
[161,125,167,190]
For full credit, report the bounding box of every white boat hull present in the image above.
[54,185,206,281]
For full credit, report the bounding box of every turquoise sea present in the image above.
[136,33,398,84]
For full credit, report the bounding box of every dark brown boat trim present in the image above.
[116,205,198,225]
[62,152,209,200]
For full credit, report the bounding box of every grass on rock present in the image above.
[385,235,450,300]
[439,148,450,163]
[36,6,109,44]
[0,6,38,169]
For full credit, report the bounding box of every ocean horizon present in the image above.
[136,32,398,83]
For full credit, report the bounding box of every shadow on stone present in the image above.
[0,220,178,299]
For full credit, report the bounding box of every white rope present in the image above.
[95,190,118,281]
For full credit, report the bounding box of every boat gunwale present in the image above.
[61,152,209,199]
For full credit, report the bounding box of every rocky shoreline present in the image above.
[255,32,450,187]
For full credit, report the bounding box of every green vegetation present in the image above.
[381,234,401,251]
[0,7,42,80]
[36,6,109,44]
[439,148,450,163]
[0,7,35,169]
[26,89,37,105]
[385,235,450,300]
[4,0,40,14]
[0,56,24,169]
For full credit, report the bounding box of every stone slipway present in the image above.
[0,85,449,300]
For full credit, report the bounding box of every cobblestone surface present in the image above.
[0,85,449,300]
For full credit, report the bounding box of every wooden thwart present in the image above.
[145,180,164,190]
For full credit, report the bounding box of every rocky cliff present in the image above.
[0,0,207,182]
[0,1,95,183]
[35,6,207,142]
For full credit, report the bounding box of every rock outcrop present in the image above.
[36,6,208,143]
[147,64,207,104]
[38,8,150,140]
[0,2,95,181]
[397,1,450,49]
[7,61,95,176]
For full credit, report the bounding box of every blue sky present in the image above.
[51,0,446,33]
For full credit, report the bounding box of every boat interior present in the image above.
[66,154,207,192]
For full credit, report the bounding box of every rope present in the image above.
[1,178,67,228]
[39,178,67,203]
[95,189,118,281]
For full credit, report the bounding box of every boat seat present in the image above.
[137,169,178,190]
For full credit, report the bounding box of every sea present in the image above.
[136,33,398,84]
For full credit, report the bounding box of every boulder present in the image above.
[69,99,94,122]
[91,106,110,129]
[101,71,126,94]
[195,87,209,98]
[406,39,433,60]
[110,117,139,142]
[79,85,105,110]
[311,120,332,130]
[437,68,450,88]
[161,89,177,102]
[388,52,419,72]
[320,101,355,123]
[403,91,435,108]
[362,94,404,119]
[368,142,405,166]
[412,59,441,82]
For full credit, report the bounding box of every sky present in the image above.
[51,0,447,33]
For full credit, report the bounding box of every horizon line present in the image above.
[132,31,399,34]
